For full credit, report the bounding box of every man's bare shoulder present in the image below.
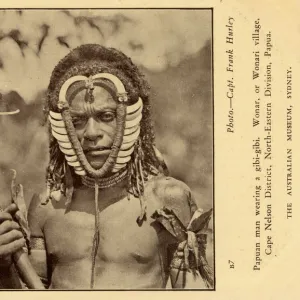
[147,175,195,227]
[27,191,54,237]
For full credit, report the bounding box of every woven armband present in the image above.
[30,237,46,251]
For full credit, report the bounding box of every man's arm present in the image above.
[152,176,214,289]
[0,193,51,289]
[0,203,27,289]
[168,217,214,289]
[27,193,50,287]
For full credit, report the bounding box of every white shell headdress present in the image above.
[48,73,143,178]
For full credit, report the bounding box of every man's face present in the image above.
[69,87,117,170]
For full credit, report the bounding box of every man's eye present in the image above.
[98,112,116,123]
[72,117,87,127]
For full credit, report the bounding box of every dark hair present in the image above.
[47,44,151,107]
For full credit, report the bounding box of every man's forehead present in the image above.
[70,86,117,110]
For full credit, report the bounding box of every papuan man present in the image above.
[0,44,213,289]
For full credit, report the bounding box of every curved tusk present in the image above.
[75,169,87,176]
[124,124,139,136]
[56,140,72,145]
[126,103,142,121]
[92,73,126,93]
[125,114,142,129]
[51,126,68,135]
[64,155,78,162]
[123,127,140,144]
[59,146,76,156]
[126,106,142,122]
[121,140,136,150]
[118,146,135,158]
[122,127,140,144]
[52,130,70,143]
[59,143,73,150]
[124,126,140,139]
[59,76,87,106]
[112,163,127,170]
[116,156,131,164]
[126,98,143,114]
[74,166,84,171]
[67,161,81,167]
[49,116,65,128]
[49,111,63,120]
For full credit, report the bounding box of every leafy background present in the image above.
[0,9,213,214]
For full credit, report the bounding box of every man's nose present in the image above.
[84,117,103,141]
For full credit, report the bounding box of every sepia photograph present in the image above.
[0,8,214,290]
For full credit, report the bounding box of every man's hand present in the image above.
[0,203,26,268]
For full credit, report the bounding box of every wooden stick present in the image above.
[13,249,45,289]
[2,170,46,289]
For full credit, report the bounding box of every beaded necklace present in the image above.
[81,168,128,189]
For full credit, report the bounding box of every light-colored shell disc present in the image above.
[74,166,84,171]
[75,169,87,176]
[126,105,142,121]
[49,116,65,128]
[56,140,72,145]
[58,142,73,150]
[125,114,142,129]
[112,163,127,170]
[59,146,76,156]
[49,111,63,120]
[116,156,132,164]
[118,146,135,157]
[67,161,81,167]
[126,98,143,114]
[120,140,136,150]
[122,127,140,144]
[124,124,139,136]
[74,166,86,175]
[64,155,78,162]
[49,111,86,176]
[52,130,70,143]
[51,126,68,135]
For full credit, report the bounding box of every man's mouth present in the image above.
[84,147,111,156]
